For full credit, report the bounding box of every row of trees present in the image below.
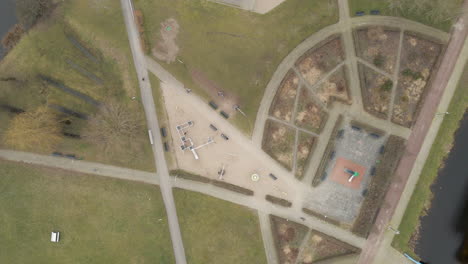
[3,101,141,154]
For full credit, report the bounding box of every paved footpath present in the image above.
[0,149,158,185]
[357,1,468,263]
[252,15,448,147]
[120,0,187,263]
[372,15,468,264]
[258,211,279,264]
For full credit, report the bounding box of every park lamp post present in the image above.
[387,226,400,235]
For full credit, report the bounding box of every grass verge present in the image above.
[148,72,177,169]
[392,61,468,254]
[133,0,338,135]
[348,0,462,32]
[0,160,174,263]
[173,188,267,264]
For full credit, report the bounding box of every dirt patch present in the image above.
[298,230,360,263]
[190,69,239,113]
[152,18,179,63]
[358,63,392,119]
[262,120,296,170]
[134,10,149,53]
[269,70,300,122]
[355,27,400,74]
[295,87,328,133]
[295,132,316,180]
[315,66,351,107]
[270,215,309,264]
[392,33,442,127]
[296,36,344,87]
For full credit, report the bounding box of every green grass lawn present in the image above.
[0,160,174,263]
[133,0,338,135]
[392,61,468,256]
[173,189,267,264]
[348,0,463,32]
[0,0,155,171]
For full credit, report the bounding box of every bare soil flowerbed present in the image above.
[315,66,351,107]
[358,63,393,119]
[392,33,442,127]
[296,36,344,87]
[297,230,360,263]
[354,27,400,74]
[262,120,296,170]
[270,70,300,122]
[295,87,328,133]
[270,215,309,264]
[295,132,317,180]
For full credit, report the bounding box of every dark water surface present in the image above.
[416,112,468,264]
[0,0,17,59]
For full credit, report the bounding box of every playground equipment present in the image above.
[218,164,226,180]
[251,174,260,182]
[176,121,214,160]
[344,168,360,182]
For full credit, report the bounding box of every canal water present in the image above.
[0,0,17,59]
[416,112,468,264]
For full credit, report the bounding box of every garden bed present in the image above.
[354,26,400,74]
[358,63,392,119]
[297,230,360,263]
[296,35,344,87]
[295,87,328,133]
[392,33,442,127]
[295,132,317,180]
[262,120,296,170]
[270,215,309,264]
[315,66,351,107]
[269,70,300,122]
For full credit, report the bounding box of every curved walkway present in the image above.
[252,14,449,146]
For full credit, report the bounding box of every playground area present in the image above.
[160,81,299,200]
[304,117,387,224]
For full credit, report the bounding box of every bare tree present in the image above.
[1,24,24,51]
[15,0,53,30]
[83,100,142,153]
[3,106,63,152]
